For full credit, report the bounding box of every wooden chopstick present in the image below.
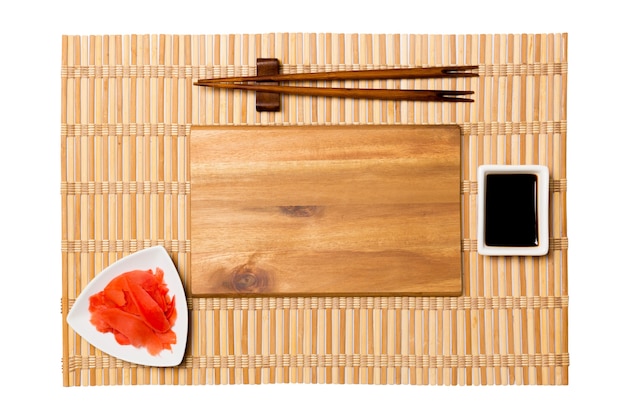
[196,65,478,84]
[194,65,478,102]
[194,82,475,102]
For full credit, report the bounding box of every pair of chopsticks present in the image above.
[194,65,479,102]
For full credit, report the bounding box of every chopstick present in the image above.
[194,65,478,103]
[194,82,475,102]
[196,65,479,84]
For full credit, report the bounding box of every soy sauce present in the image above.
[484,173,538,247]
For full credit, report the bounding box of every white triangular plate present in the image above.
[66,246,188,367]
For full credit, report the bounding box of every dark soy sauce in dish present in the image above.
[484,173,539,247]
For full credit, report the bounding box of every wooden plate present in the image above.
[190,125,462,297]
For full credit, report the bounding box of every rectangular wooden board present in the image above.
[190,125,462,297]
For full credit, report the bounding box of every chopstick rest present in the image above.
[254,58,281,112]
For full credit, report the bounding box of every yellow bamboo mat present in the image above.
[60,33,568,386]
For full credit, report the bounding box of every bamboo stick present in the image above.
[558,33,569,385]
[90,34,102,387]
[61,34,71,387]
[345,299,354,384]
[74,34,86,386]
[291,298,298,383]
[311,298,319,383]
[98,34,110,385]
[297,298,305,383]
[380,299,388,385]
[303,298,312,383]
[394,300,402,384]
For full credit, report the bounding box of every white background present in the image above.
[1,1,622,414]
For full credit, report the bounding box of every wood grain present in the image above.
[190,125,462,296]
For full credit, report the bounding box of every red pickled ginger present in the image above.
[89,267,177,356]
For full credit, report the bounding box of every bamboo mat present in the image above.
[60,33,568,386]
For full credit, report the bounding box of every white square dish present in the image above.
[66,246,188,367]
[477,164,549,256]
